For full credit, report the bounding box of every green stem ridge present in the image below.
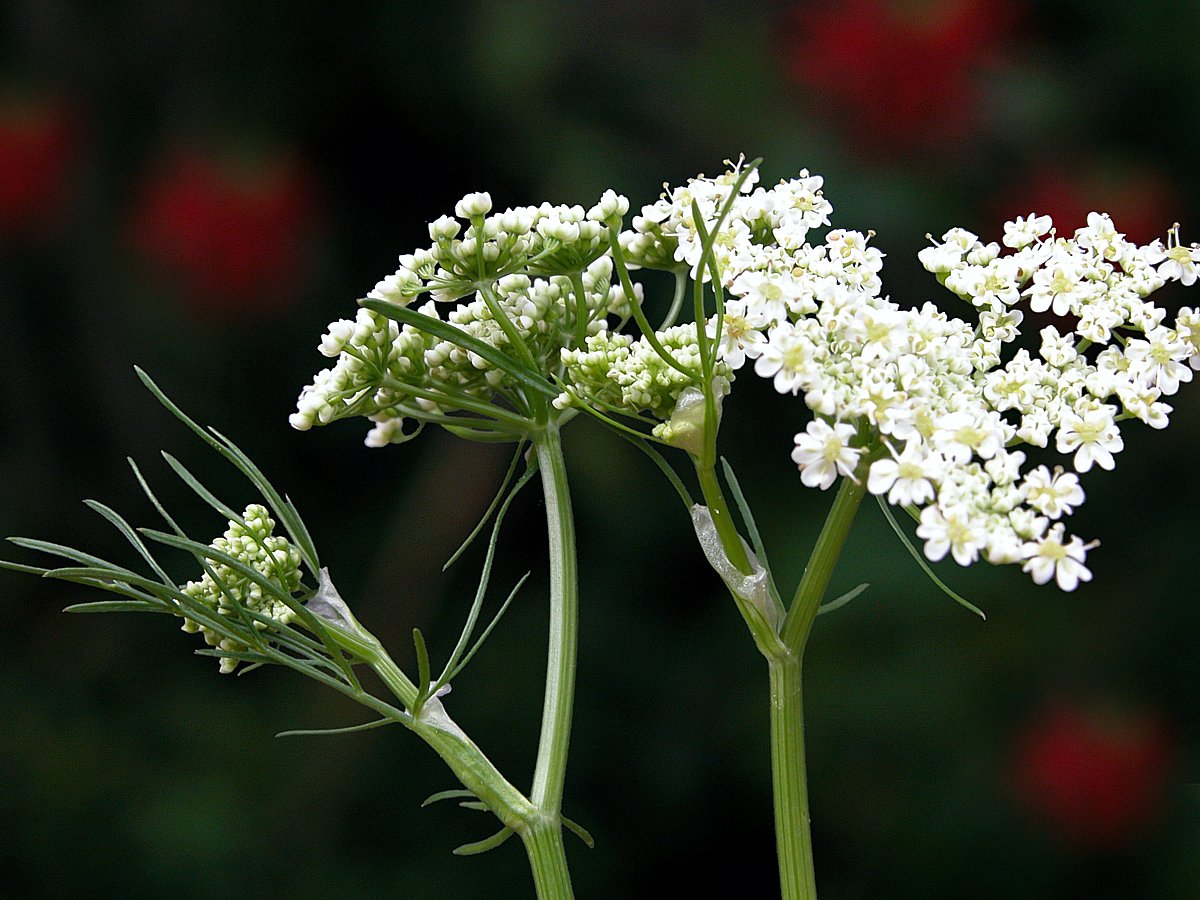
[769,655,818,900]
[523,816,574,900]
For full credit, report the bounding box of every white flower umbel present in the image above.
[607,161,1200,591]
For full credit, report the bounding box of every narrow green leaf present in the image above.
[719,458,769,568]
[210,427,326,572]
[563,815,595,849]
[135,368,321,572]
[362,300,558,398]
[443,441,528,572]
[64,600,163,614]
[276,718,394,739]
[613,431,693,513]
[83,499,176,589]
[445,571,529,684]
[412,628,431,701]
[421,789,477,808]
[876,497,987,620]
[161,453,242,523]
[0,559,49,576]
[434,461,538,690]
[128,458,186,537]
[439,424,524,444]
[457,801,489,812]
[452,826,514,856]
[817,583,869,616]
[43,566,176,599]
[7,537,141,579]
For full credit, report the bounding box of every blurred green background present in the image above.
[3,1,1199,897]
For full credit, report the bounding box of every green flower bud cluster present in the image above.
[180,504,304,674]
[557,322,731,430]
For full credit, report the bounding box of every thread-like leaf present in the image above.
[613,431,693,512]
[876,497,986,620]
[63,600,162,614]
[161,452,242,524]
[445,571,529,684]
[443,441,529,572]
[434,460,538,691]
[135,368,321,572]
[412,628,431,705]
[817,583,869,616]
[563,815,595,849]
[421,789,477,808]
[719,458,770,570]
[452,826,514,856]
[276,718,395,739]
[83,499,176,589]
[362,299,557,398]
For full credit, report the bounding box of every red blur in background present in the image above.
[0,93,78,240]
[1012,702,1174,849]
[993,163,1175,246]
[784,0,1021,150]
[129,147,319,318]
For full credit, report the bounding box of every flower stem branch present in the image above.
[780,466,869,651]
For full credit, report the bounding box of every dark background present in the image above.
[2,1,1198,897]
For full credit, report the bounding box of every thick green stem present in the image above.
[517,422,577,898]
[523,816,574,900]
[530,424,577,816]
[769,467,869,900]
[769,655,817,900]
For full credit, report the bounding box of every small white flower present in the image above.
[709,300,769,369]
[1021,466,1085,519]
[791,420,861,490]
[1003,213,1053,249]
[916,504,987,567]
[755,322,817,394]
[454,191,493,218]
[867,441,943,507]
[1021,524,1094,590]
[1146,227,1200,285]
[1055,404,1123,472]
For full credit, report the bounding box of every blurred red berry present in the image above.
[0,94,77,239]
[783,0,1020,150]
[1012,702,1173,848]
[130,147,318,318]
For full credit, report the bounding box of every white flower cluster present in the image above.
[672,164,1200,591]
[621,161,833,278]
[367,189,628,305]
[560,164,843,440]
[293,222,630,444]
[180,504,304,673]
